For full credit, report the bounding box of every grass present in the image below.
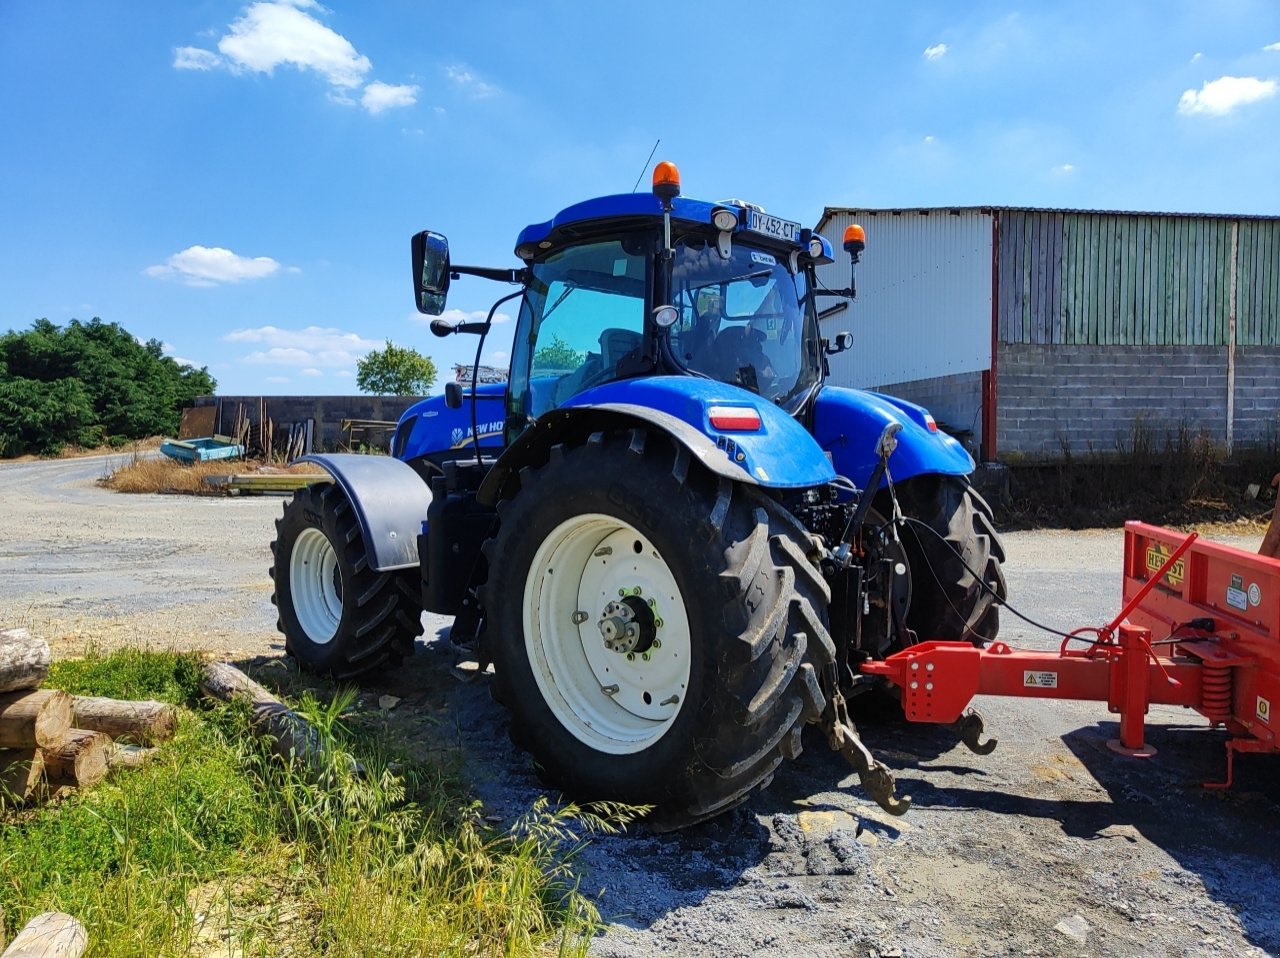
[998,419,1280,531]
[100,455,326,495]
[0,649,625,956]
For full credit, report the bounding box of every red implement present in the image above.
[861,521,1279,786]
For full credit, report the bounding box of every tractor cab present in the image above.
[414,162,841,450]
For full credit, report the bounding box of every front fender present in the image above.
[296,454,430,571]
[813,386,974,489]
[477,376,835,505]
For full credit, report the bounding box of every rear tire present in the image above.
[893,474,1007,647]
[270,482,423,679]
[480,431,834,826]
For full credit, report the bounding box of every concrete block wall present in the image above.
[862,371,985,455]
[192,395,420,450]
[996,344,1280,458]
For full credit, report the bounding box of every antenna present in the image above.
[630,138,660,193]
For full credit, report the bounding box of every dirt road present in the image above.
[1,456,1275,957]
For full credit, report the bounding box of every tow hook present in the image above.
[951,709,998,755]
[825,687,911,815]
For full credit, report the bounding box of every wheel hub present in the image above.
[598,594,657,655]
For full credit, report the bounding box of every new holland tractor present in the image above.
[270,162,1007,823]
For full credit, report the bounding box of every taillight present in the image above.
[708,406,761,431]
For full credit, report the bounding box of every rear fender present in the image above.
[296,454,430,571]
[477,376,836,505]
[812,386,974,489]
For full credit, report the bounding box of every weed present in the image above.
[0,650,625,956]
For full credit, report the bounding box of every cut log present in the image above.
[200,662,331,772]
[107,743,156,770]
[71,696,175,745]
[1,911,88,958]
[40,730,111,789]
[0,749,44,805]
[0,629,49,694]
[0,689,73,748]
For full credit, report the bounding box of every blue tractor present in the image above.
[270,162,1006,822]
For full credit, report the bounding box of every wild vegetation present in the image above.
[999,418,1280,530]
[0,319,216,457]
[0,648,622,957]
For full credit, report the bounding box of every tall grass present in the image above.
[0,650,626,956]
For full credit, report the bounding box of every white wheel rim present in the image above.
[523,513,692,754]
[290,528,342,645]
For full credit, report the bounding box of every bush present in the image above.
[0,318,216,456]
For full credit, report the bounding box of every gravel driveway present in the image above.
[1,455,1275,958]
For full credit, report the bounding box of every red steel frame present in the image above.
[861,521,1279,786]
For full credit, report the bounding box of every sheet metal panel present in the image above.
[815,209,994,387]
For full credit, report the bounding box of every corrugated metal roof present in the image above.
[816,206,1280,232]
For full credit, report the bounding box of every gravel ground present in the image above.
[1,455,1276,958]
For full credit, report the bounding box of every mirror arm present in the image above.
[450,264,529,284]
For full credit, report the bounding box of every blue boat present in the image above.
[159,435,245,464]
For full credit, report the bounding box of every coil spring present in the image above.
[1200,663,1232,722]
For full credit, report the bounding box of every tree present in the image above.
[0,318,218,456]
[355,341,437,396]
[532,333,585,372]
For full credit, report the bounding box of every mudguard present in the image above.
[476,375,836,505]
[812,387,974,489]
[295,453,431,571]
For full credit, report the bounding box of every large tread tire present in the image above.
[892,474,1007,647]
[270,482,423,680]
[479,431,834,827]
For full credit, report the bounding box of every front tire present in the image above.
[481,431,834,826]
[270,482,424,679]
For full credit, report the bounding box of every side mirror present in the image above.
[444,381,463,409]
[411,231,451,315]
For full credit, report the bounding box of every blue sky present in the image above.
[2,1,1278,396]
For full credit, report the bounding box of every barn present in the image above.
[813,207,1280,462]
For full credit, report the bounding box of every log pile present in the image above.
[0,629,172,806]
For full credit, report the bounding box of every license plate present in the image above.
[745,209,801,243]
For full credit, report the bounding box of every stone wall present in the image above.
[995,344,1280,458]
[192,395,420,450]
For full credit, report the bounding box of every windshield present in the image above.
[668,238,820,406]
[507,235,649,432]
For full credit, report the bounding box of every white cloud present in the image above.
[159,341,200,367]
[1190,52,1203,63]
[1264,42,1280,53]
[362,81,419,114]
[223,325,383,367]
[173,46,223,71]
[266,376,291,384]
[336,369,353,378]
[1178,75,1278,116]
[1051,163,1076,175]
[144,246,284,286]
[923,43,948,61]
[923,135,936,144]
[444,64,499,98]
[411,307,511,326]
[488,350,509,364]
[301,367,322,376]
[218,0,371,88]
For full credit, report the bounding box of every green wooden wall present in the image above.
[997,211,1279,347]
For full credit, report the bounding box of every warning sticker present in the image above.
[1259,697,1272,725]
[1227,573,1248,612]
[1144,542,1185,588]
[1023,671,1058,689]
[1248,582,1261,607]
